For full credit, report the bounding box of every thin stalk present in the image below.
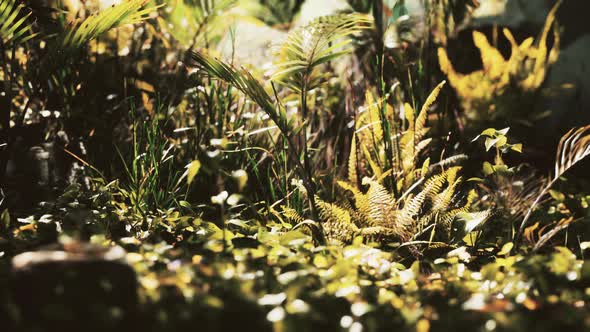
[271,82,320,231]
[299,77,324,243]
[373,0,384,52]
[0,40,12,185]
[221,202,227,253]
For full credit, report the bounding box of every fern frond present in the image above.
[361,144,382,178]
[428,154,468,173]
[432,175,461,212]
[421,170,450,201]
[0,0,37,44]
[271,13,372,91]
[473,31,506,80]
[414,138,432,156]
[366,181,395,226]
[337,181,370,221]
[415,81,445,142]
[521,0,561,89]
[438,2,560,121]
[399,168,459,236]
[348,134,358,185]
[316,198,358,244]
[282,207,304,225]
[357,92,385,142]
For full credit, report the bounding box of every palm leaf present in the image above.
[164,0,237,46]
[554,126,590,179]
[61,0,158,50]
[0,0,37,44]
[517,125,590,243]
[271,13,372,92]
[188,51,286,129]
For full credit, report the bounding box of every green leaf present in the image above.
[484,137,498,151]
[493,164,511,175]
[457,211,492,233]
[279,230,309,246]
[482,161,494,175]
[462,231,481,246]
[179,200,192,208]
[0,0,36,44]
[271,13,373,91]
[0,209,10,231]
[498,242,513,256]
[495,135,508,148]
[511,143,523,153]
[481,128,497,137]
[548,189,565,202]
[496,127,510,135]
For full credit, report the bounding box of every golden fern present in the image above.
[0,0,37,44]
[354,82,446,192]
[312,167,489,245]
[348,134,358,185]
[282,206,305,225]
[310,81,491,246]
[438,1,561,121]
[316,199,359,244]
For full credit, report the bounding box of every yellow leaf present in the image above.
[524,222,539,244]
[186,160,201,186]
[498,242,513,256]
[482,161,494,176]
[416,319,430,332]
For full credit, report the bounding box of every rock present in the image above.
[217,21,287,71]
[10,244,137,332]
[295,0,349,26]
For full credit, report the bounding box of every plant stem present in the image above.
[373,0,384,52]
[299,78,324,243]
[0,40,13,186]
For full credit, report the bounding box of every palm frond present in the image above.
[271,13,373,91]
[554,125,590,180]
[0,0,37,44]
[517,125,590,243]
[189,51,286,130]
[164,0,237,46]
[61,0,158,50]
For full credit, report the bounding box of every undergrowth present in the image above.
[0,1,589,331]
